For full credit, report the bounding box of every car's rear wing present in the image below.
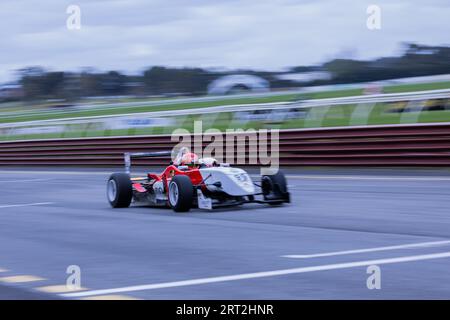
[124,151,172,174]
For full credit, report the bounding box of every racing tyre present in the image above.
[168,175,194,212]
[107,173,133,208]
[261,170,289,205]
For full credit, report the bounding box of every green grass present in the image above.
[382,81,450,94]
[300,88,364,100]
[2,81,449,124]
[3,101,450,142]
[0,94,301,124]
[279,102,450,129]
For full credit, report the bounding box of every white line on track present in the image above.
[0,202,54,209]
[62,251,450,298]
[0,170,111,176]
[0,178,54,183]
[248,174,450,182]
[282,240,450,259]
[2,170,450,181]
[285,175,450,181]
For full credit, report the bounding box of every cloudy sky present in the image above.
[0,0,449,82]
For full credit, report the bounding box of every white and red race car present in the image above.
[107,148,290,212]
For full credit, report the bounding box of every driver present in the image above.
[180,152,200,168]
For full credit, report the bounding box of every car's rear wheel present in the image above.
[261,170,288,205]
[107,173,132,208]
[168,175,193,212]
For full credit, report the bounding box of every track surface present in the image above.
[0,167,450,299]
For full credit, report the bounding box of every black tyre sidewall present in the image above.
[108,173,133,208]
[169,175,194,212]
[262,170,288,201]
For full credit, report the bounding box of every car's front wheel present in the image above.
[261,170,289,205]
[168,175,194,212]
[107,173,133,208]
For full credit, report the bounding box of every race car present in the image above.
[106,147,290,212]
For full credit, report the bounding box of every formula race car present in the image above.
[106,148,290,212]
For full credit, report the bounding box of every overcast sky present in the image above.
[0,0,449,82]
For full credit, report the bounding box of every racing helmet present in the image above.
[180,152,199,168]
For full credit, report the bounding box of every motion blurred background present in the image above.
[0,0,449,141]
[1,0,450,301]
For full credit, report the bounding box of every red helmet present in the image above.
[180,152,199,167]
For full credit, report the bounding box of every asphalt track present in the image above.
[0,167,450,299]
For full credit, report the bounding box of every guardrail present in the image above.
[1,122,449,167]
[1,89,449,143]
[3,89,450,129]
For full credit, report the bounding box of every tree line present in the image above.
[10,43,450,102]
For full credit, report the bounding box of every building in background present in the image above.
[0,83,23,101]
[207,74,270,95]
